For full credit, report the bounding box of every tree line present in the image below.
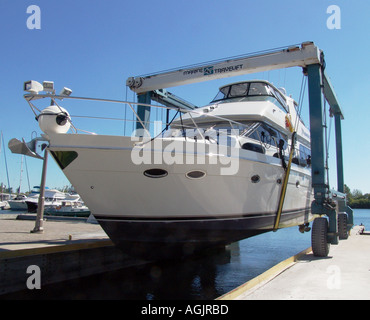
[344,184,370,209]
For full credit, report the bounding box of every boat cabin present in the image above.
[211,80,288,113]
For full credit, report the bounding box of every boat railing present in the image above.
[24,92,293,161]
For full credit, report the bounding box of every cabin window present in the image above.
[229,83,250,98]
[211,81,288,112]
[165,121,254,139]
[243,122,287,150]
[212,86,230,101]
[248,82,272,96]
[299,144,311,166]
[273,89,288,112]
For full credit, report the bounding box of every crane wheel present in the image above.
[338,212,349,240]
[311,217,330,257]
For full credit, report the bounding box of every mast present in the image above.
[1,131,11,196]
[18,155,23,194]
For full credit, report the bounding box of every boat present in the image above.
[25,79,314,259]
[0,201,8,210]
[8,186,40,211]
[0,193,16,210]
[7,194,28,210]
[44,196,90,217]
[25,188,76,213]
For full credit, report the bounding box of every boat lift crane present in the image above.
[126,41,353,257]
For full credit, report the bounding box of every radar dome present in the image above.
[38,105,71,134]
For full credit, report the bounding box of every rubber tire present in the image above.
[312,217,330,257]
[338,213,349,240]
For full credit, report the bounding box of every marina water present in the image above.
[2,208,369,300]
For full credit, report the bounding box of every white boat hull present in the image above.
[48,133,314,258]
[0,201,9,210]
[8,200,28,211]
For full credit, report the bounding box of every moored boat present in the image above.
[8,186,40,211]
[0,193,16,210]
[44,197,90,217]
[25,188,76,213]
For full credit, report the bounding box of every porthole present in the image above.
[186,170,206,179]
[143,168,168,178]
[251,175,260,183]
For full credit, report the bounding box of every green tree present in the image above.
[344,184,352,202]
[344,185,370,208]
[352,189,363,200]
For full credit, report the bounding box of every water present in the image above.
[353,208,370,229]
[2,208,369,300]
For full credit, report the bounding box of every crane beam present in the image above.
[127,42,322,93]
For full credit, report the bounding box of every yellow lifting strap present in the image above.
[273,131,297,231]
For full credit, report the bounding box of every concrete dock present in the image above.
[0,214,108,253]
[218,226,370,300]
[0,214,148,295]
[2,213,369,299]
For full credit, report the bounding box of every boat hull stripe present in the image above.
[93,208,309,222]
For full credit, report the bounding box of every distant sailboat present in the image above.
[0,131,14,210]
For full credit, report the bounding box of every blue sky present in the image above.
[0,0,369,194]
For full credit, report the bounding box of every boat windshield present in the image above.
[211,82,288,112]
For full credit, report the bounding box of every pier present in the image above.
[218,226,370,300]
[1,212,368,299]
[0,215,149,296]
